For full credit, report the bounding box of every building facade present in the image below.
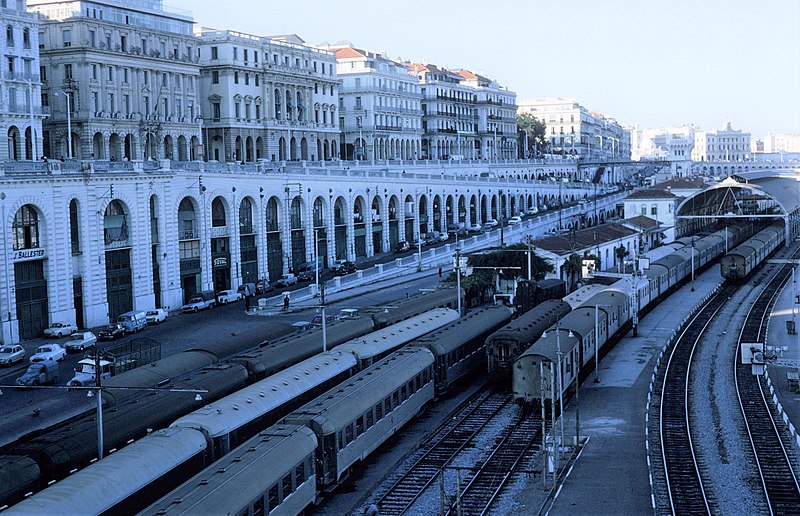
[408,63,516,160]
[1,0,45,161]
[0,159,598,343]
[518,97,631,160]
[691,121,751,162]
[622,188,677,242]
[196,30,339,163]
[30,0,202,161]
[326,44,422,161]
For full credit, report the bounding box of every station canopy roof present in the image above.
[676,170,800,219]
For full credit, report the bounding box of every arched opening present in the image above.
[210,196,231,291]
[432,195,442,232]
[109,133,121,161]
[178,197,201,303]
[92,132,104,159]
[163,135,174,160]
[177,135,187,161]
[239,198,258,284]
[353,196,367,258]
[404,194,415,242]
[255,137,263,160]
[313,197,328,268]
[290,196,305,271]
[234,136,242,162]
[104,200,133,321]
[245,136,254,162]
[266,197,283,280]
[418,194,429,237]
[124,134,135,160]
[371,195,383,254]
[14,204,49,338]
[300,137,308,161]
[334,197,348,261]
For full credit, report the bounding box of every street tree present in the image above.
[517,113,548,158]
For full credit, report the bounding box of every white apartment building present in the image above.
[30,0,202,161]
[691,121,751,162]
[1,0,45,160]
[408,62,516,160]
[196,30,339,163]
[629,125,694,162]
[455,69,517,160]
[518,97,631,160]
[326,44,422,161]
[763,132,800,153]
[623,188,677,242]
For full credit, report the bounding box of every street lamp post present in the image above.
[54,90,72,159]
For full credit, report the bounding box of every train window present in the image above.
[416,374,421,390]
[409,379,415,394]
[356,416,364,436]
[367,409,374,428]
[253,496,265,516]
[385,397,391,414]
[376,402,383,420]
[268,484,279,509]
[401,385,407,401]
[338,430,344,450]
[345,424,354,444]
[308,456,315,476]
[282,473,293,497]
[295,463,305,486]
[393,391,400,407]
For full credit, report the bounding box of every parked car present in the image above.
[296,262,321,281]
[255,278,274,294]
[98,323,126,341]
[275,273,298,287]
[65,331,98,353]
[508,216,523,225]
[216,289,243,304]
[0,344,25,366]
[468,223,482,233]
[335,261,357,276]
[17,361,59,386]
[525,208,539,215]
[181,291,217,313]
[117,310,147,333]
[237,283,256,298]
[146,308,168,324]
[43,322,78,338]
[394,241,411,253]
[484,219,498,228]
[29,343,67,363]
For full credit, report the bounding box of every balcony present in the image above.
[179,229,197,240]
[210,226,229,238]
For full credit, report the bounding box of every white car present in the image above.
[0,345,25,366]
[468,223,482,233]
[275,274,298,287]
[43,322,78,338]
[216,289,243,304]
[30,343,67,363]
[65,331,97,353]
[146,308,168,324]
[508,216,523,225]
[525,208,538,215]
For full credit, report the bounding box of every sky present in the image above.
[172,0,800,137]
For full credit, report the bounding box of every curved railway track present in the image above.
[735,259,800,514]
[659,284,738,515]
[375,390,512,515]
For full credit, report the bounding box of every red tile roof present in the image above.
[334,47,366,59]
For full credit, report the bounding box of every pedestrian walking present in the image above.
[438,266,442,278]
[244,296,250,312]
[283,292,290,311]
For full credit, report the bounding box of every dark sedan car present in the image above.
[335,261,357,276]
[98,323,126,340]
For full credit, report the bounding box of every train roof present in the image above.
[102,351,215,398]
[142,425,317,516]
[651,254,687,270]
[415,305,512,356]
[335,308,458,361]
[0,456,38,503]
[283,347,434,435]
[8,427,206,515]
[643,245,677,263]
[563,285,608,309]
[369,287,462,325]
[172,351,357,439]
[486,300,572,345]
[536,278,566,289]
[581,288,630,311]
[516,327,580,363]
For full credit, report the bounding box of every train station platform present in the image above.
[529,265,725,514]
[763,270,800,448]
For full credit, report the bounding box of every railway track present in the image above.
[659,284,738,515]
[375,390,512,515]
[446,414,542,515]
[735,259,800,514]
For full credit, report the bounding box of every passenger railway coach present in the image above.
[720,224,784,280]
